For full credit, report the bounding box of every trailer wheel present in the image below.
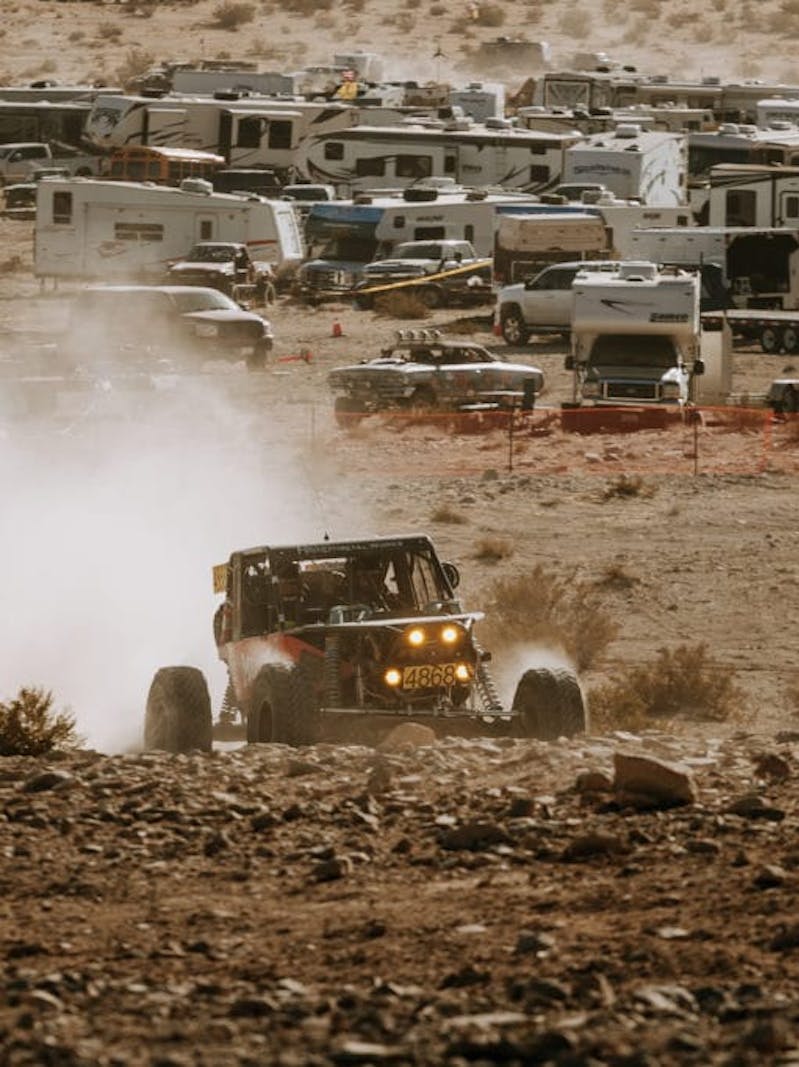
[512,666,587,741]
[247,662,319,746]
[144,666,213,753]
[783,326,799,355]
[500,306,530,345]
[760,326,781,354]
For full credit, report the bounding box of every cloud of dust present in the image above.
[0,372,369,754]
[491,641,578,708]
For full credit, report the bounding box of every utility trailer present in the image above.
[143,535,588,752]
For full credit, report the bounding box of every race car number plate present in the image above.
[402,663,470,689]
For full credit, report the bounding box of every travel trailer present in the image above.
[708,163,799,228]
[83,93,366,180]
[34,178,305,282]
[629,226,799,310]
[295,123,579,195]
[562,126,687,206]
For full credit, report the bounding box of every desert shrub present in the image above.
[0,255,24,274]
[589,643,743,732]
[475,3,505,26]
[431,504,467,524]
[429,2,445,13]
[0,688,81,757]
[284,0,332,12]
[595,561,639,591]
[116,48,154,86]
[781,0,799,14]
[602,473,653,500]
[97,21,123,40]
[474,537,513,563]
[478,565,618,670]
[374,290,431,319]
[212,1,256,28]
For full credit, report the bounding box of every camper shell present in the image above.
[708,163,799,228]
[34,178,305,282]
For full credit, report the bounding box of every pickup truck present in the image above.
[353,239,492,310]
[167,242,277,305]
[0,142,100,184]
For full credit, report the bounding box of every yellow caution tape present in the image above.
[351,258,493,297]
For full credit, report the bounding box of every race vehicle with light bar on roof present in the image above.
[143,535,587,751]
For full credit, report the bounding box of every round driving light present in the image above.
[384,668,401,687]
[441,625,459,644]
[454,663,471,682]
[407,627,425,647]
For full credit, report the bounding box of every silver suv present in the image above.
[496,260,620,345]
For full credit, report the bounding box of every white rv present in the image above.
[562,125,687,206]
[34,178,305,282]
[84,93,365,179]
[567,262,702,408]
[628,226,799,310]
[295,123,579,195]
[756,98,799,129]
[708,163,799,228]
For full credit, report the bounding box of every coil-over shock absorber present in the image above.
[323,633,342,707]
[472,641,504,716]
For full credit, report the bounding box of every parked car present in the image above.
[328,329,544,424]
[63,285,274,371]
[496,259,621,345]
[354,239,491,310]
[3,166,69,217]
[167,242,276,304]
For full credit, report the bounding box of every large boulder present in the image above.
[613,750,697,808]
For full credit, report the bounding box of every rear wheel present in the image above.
[247,339,271,371]
[409,385,437,411]
[512,666,587,740]
[761,326,781,354]
[783,326,799,355]
[501,306,530,345]
[247,662,319,746]
[783,385,798,414]
[334,395,367,428]
[354,292,374,310]
[144,666,213,753]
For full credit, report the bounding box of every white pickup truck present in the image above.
[0,142,100,184]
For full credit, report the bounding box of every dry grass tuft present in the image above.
[374,290,431,319]
[431,504,467,525]
[478,565,618,670]
[116,48,154,86]
[0,687,82,757]
[473,536,513,563]
[601,473,653,500]
[595,561,640,591]
[0,255,24,275]
[474,3,505,26]
[212,1,256,28]
[589,643,743,732]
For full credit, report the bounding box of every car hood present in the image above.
[182,309,269,328]
[587,364,681,382]
[170,261,236,275]
[364,259,432,274]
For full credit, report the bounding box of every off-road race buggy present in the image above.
[144,535,587,752]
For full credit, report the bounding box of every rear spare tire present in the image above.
[144,666,213,753]
[512,666,587,740]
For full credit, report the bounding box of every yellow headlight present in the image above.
[385,668,401,687]
[407,627,425,647]
[441,625,460,645]
[455,663,471,682]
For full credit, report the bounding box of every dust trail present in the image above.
[492,642,579,708]
[0,375,369,753]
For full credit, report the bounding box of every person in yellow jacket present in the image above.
[335,69,359,101]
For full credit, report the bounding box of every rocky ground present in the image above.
[3,728,799,1065]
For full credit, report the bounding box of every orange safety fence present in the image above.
[324,406,799,479]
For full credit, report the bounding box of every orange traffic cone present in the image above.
[332,320,343,338]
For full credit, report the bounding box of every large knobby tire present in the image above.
[501,305,531,346]
[144,666,213,753]
[247,662,319,746]
[334,395,366,429]
[760,326,781,354]
[512,666,587,741]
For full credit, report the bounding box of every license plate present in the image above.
[401,663,471,689]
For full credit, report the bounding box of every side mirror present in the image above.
[693,359,705,376]
[442,561,460,590]
[564,355,575,371]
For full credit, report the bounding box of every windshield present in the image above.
[589,334,679,368]
[170,289,238,312]
[394,244,445,259]
[286,186,328,200]
[187,246,238,262]
[314,236,378,262]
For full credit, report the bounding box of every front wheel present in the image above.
[144,666,213,753]
[247,663,319,746]
[353,292,374,310]
[247,338,272,371]
[409,385,437,411]
[512,666,587,741]
[783,326,799,355]
[420,286,445,309]
[334,395,367,428]
[500,306,530,346]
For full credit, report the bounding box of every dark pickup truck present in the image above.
[353,239,492,310]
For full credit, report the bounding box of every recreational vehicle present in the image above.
[708,163,799,227]
[34,178,305,282]
[562,126,687,206]
[295,122,578,195]
[628,226,799,310]
[0,99,92,148]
